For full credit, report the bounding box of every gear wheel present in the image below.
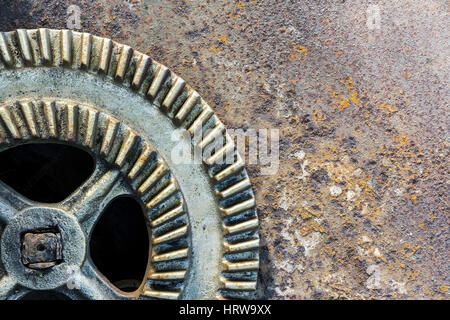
[0,29,259,300]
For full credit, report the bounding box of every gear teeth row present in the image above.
[0,29,259,299]
[0,99,190,300]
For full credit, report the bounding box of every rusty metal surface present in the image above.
[0,0,448,299]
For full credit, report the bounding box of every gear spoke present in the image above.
[0,275,22,300]
[57,260,133,300]
[60,164,132,235]
[0,180,32,224]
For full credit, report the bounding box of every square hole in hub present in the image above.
[21,231,63,269]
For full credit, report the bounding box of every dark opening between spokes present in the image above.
[0,143,95,203]
[90,196,149,293]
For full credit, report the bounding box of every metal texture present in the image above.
[0,29,259,300]
[0,0,448,300]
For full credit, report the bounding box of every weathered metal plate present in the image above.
[0,29,259,300]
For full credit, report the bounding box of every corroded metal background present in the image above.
[0,0,448,299]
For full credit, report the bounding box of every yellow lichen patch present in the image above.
[218,36,229,45]
[237,1,245,10]
[209,46,223,54]
[289,46,308,62]
[351,91,359,105]
[299,220,325,236]
[298,208,313,220]
[379,103,398,114]
[338,98,350,111]
[225,104,231,111]
[343,76,354,90]
[332,77,360,110]
[395,134,409,146]
[336,51,343,58]
[313,109,326,123]
[229,12,239,20]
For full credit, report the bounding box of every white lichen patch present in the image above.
[346,190,356,201]
[366,264,382,289]
[373,248,382,258]
[294,150,306,160]
[329,185,342,196]
[294,231,322,257]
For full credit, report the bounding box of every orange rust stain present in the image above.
[380,103,398,114]
[218,36,229,45]
[338,98,350,111]
[289,46,308,62]
[209,46,223,54]
[351,91,359,105]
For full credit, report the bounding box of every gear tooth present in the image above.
[148,270,186,281]
[152,248,188,262]
[218,177,251,199]
[43,101,58,138]
[137,162,168,195]
[187,105,213,135]
[16,29,33,64]
[223,260,259,272]
[100,119,119,157]
[224,239,259,254]
[147,65,169,100]
[198,124,225,150]
[146,181,178,210]
[223,218,258,236]
[38,28,52,63]
[66,104,78,142]
[175,91,199,122]
[99,38,112,73]
[214,157,245,181]
[152,225,188,245]
[220,279,257,291]
[151,205,184,227]
[19,101,39,137]
[115,45,133,81]
[221,198,255,218]
[84,109,98,148]
[114,131,138,168]
[132,55,151,90]
[0,106,21,139]
[205,141,235,166]
[80,32,92,68]
[128,147,154,181]
[0,32,13,66]
[162,77,186,112]
[142,290,180,300]
[61,29,73,65]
